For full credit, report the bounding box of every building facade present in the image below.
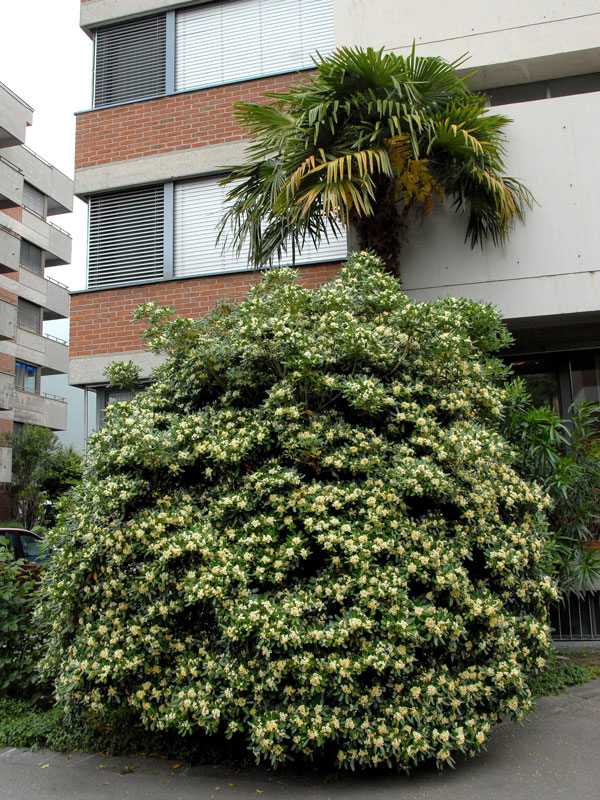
[0,81,73,510]
[71,1,600,631]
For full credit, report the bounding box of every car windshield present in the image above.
[19,533,45,563]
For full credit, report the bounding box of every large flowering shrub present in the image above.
[41,253,556,769]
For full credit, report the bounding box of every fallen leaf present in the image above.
[40,764,49,769]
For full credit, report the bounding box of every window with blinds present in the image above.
[94,14,167,108]
[88,185,165,289]
[175,0,335,92]
[22,183,46,219]
[17,299,42,334]
[174,175,346,279]
[20,240,44,275]
[174,177,249,278]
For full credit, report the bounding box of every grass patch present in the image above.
[529,653,600,698]
[0,696,251,765]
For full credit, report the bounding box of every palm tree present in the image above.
[218,46,534,278]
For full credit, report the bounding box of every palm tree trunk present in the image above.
[349,176,406,279]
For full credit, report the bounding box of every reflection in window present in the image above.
[15,361,38,393]
[510,357,561,413]
[570,352,600,408]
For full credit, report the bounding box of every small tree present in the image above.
[219,47,533,277]
[10,425,83,528]
[41,254,556,770]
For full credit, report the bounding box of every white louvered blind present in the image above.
[174,175,346,279]
[175,0,335,92]
[88,186,165,289]
[94,14,167,108]
[174,177,250,277]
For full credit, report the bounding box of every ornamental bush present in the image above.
[41,252,557,770]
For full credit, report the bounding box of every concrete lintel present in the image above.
[69,350,164,387]
[80,0,206,34]
[75,141,247,197]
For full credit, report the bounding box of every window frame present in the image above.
[14,361,40,394]
[87,178,347,291]
[92,0,335,109]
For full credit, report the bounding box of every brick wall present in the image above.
[0,354,15,375]
[70,263,341,358]
[0,207,22,223]
[75,71,313,169]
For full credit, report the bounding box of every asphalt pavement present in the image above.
[1,678,599,800]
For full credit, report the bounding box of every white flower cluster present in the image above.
[40,252,556,771]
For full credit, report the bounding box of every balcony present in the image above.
[0,81,32,148]
[2,145,72,215]
[3,266,69,320]
[0,224,18,272]
[13,389,67,430]
[0,372,13,411]
[11,328,69,376]
[0,155,23,209]
[0,208,72,266]
[0,297,16,340]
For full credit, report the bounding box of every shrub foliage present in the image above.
[41,253,556,769]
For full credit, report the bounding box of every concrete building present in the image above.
[0,81,73,508]
[70,1,599,636]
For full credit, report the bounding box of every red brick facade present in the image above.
[76,72,312,169]
[70,263,342,358]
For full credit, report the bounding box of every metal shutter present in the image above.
[175,0,335,92]
[94,14,167,108]
[17,299,42,333]
[88,186,165,289]
[22,183,45,218]
[20,240,43,275]
[174,175,346,278]
[174,177,250,277]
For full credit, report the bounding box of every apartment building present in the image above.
[0,81,73,510]
[71,1,599,634]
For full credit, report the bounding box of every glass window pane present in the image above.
[15,361,38,393]
[510,357,561,412]
[570,352,600,407]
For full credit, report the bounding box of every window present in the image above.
[507,350,600,416]
[17,299,42,334]
[88,185,165,289]
[88,177,347,289]
[175,0,335,93]
[19,240,44,275]
[94,14,166,107]
[15,361,38,393]
[92,0,334,108]
[22,183,45,218]
[487,72,600,106]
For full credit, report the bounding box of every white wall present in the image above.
[334,0,600,86]
[395,91,600,322]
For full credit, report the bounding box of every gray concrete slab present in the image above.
[1,679,600,800]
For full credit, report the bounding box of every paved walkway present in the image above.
[1,679,599,800]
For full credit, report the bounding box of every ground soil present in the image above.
[560,650,600,668]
